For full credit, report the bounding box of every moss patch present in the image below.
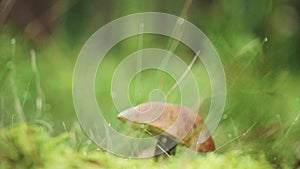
[0,124,278,169]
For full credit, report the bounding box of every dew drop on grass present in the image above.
[11,38,16,45]
[264,37,268,42]
[139,23,144,29]
[111,91,116,98]
[108,123,111,127]
[87,139,92,144]
[177,17,185,25]
[228,133,232,138]
[223,114,228,120]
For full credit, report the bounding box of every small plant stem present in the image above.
[215,122,256,151]
[284,111,300,138]
[9,39,26,123]
[31,49,43,116]
[166,51,199,96]
[155,0,193,89]
[134,23,144,105]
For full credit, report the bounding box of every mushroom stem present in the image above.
[154,134,178,161]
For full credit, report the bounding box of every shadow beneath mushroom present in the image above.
[154,134,178,161]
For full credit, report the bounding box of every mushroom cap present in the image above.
[117,102,215,152]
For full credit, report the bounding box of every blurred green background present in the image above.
[0,0,300,167]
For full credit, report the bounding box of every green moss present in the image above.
[0,124,98,169]
[0,124,277,169]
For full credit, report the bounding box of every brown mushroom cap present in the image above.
[117,102,215,152]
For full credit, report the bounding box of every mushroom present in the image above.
[117,102,215,159]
